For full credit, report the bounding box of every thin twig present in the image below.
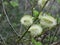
[0,34,7,45]
[46,0,56,13]
[17,0,50,43]
[2,0,20,37]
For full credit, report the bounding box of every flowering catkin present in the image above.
[20,15,34,26]
[38,14,57,27]
[28,24,43,37]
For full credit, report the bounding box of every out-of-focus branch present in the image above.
[46,0,56,13]
[2,0,20,37]
[0,34,7,45]
[47,0,56,44]
[50,15,59,43]
[50,40,60,45]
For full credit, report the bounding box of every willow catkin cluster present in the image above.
[20,14,57,37]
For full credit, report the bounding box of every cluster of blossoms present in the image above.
[20,14,57,37]
[20,0,57,37]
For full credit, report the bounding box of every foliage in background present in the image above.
[0,0,60,45]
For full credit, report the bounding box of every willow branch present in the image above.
[17,0,50,43]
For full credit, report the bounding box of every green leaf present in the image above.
[54,36,57,41]
[58,18,60,24]
[35,42,42,45]
[57,0,60,4]
[32,38,42,45]
[33,10,39,17]
[32,38,36,44]
[4,1,8,5]
[10,1,18,7]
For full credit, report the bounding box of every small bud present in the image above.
[20,15,34,26]
[28,24,43,37]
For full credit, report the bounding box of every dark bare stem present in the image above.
[2,0,20,37]
[17,0,50,43]
[17,25,31,43]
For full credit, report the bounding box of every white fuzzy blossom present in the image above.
[38,0,47,7]
[38,14,57,27]
[28,24,43,37]
[20,15,34,26]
